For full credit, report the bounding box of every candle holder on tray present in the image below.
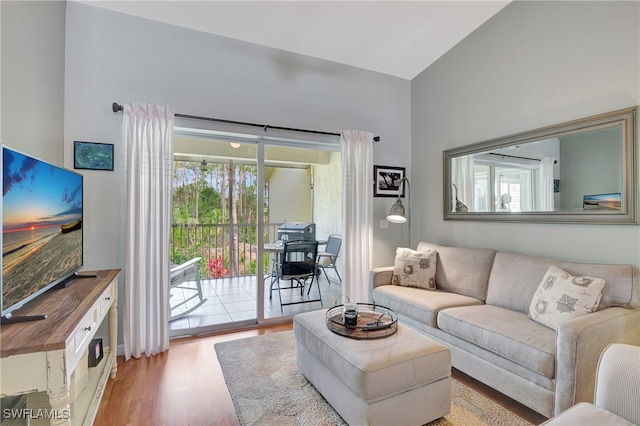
[326,300,398,340]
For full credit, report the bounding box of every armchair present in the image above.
[543,343,640,425]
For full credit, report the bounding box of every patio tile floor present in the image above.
[169,273,343,334]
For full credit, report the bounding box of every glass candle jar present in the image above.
[343,302,358,327]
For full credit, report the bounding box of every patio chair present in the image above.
[169,257,207,321]
[270,240,322,312]
[317,234,342,285]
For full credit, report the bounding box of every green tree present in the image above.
[172,159,264,277]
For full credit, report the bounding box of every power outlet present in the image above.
[380,219,389,229]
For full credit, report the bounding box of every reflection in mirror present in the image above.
[443,107,637,224]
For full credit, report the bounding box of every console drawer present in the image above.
[99,281,115,318]
[67,305,98,373]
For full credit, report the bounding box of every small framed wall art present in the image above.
[74,141,114,171]
[374,165,406,197]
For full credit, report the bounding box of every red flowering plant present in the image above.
[209,255,229,278]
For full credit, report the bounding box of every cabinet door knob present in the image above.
[84,325,92,331]
[105,296,111,301]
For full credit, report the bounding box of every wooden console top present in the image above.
[0,269,120,358]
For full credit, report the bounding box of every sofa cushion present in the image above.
[437,304,556,378]
[529,266,605,330]
[486,252,637,313]
[373,286,484,328]
[416,242,495,301]
[392,247,437,290]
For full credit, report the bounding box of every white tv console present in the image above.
[0,269,120,426]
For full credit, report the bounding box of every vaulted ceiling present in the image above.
[77,1,510,79]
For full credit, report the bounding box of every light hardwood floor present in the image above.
[95,322,548,426]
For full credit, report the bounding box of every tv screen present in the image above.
[2,145,83,318]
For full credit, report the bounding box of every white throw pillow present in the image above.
[528,265,605,330]
[391,248,437,290]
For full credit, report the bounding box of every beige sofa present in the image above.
[370,241,640,418]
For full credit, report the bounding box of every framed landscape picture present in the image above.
[374,165,406,197]
[583,193,621,211]
[74,141,114,171]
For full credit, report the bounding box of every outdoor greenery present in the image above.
[171,160,270,278]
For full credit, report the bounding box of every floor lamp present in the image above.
[386,177,410,238]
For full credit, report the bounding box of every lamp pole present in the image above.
[387,177,411,244]
[401,177,411,244]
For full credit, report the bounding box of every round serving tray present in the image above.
[326,303,398,339]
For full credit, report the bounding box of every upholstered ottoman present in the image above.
[294,309,451,426]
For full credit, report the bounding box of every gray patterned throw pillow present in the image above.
[391,248,437,290]
[528,265,605,330]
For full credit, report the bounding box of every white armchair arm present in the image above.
[594,343,640,424]
[543,342,640,425]
[554,307,640,414]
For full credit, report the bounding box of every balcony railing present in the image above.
[170,223,282,279]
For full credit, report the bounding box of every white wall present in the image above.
[313,153,343,277]
[60,2,410,336]
[268,168,312,224]
[560,127,622,211]
[313,152,342,240]
[1,2,2,139]
[1,1,66,164]
[63,2,410,276]
[411,1,640,267]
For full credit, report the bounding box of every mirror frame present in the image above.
[443,106,638,224]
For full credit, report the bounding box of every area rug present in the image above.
[215,330,533,426]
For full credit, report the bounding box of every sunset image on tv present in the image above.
[2,147,83,313]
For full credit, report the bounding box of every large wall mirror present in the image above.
[443,106,638,224]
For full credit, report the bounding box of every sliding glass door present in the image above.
[262,144,343,321]
[168,119,342,337]
[169,140,261,337]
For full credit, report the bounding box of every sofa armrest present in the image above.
[554,307,640,416]
[369,267,394,302]
[371,266,394,288]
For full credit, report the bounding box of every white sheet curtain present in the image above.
[538,157,555,211]
[340,130,373,303]
[451,155,474,212]
[122,103,174,360]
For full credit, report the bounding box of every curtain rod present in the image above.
[112,102,380,142]
[488,152,558,164]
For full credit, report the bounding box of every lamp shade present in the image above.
[387,199,407,223]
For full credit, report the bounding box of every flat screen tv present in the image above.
[2,145,83,323]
